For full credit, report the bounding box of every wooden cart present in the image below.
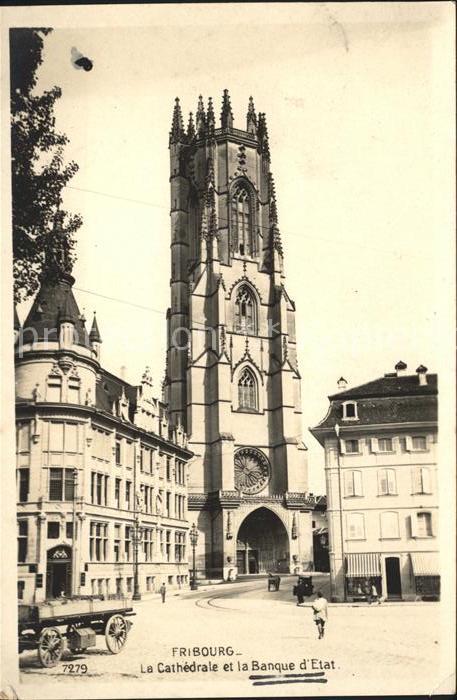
[18,597,135,668]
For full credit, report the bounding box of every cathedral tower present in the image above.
[166,91,313,579]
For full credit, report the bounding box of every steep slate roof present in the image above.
[96,369,138,421]
[311,372,438,438]
[22,272,91,350]
[328,373,437,400]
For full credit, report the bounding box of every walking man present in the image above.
[160,582,166,603]
[311,590,328,639]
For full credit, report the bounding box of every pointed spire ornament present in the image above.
[187,112,195,140]
[89,312,102,343]
[196,95,206,137]
[220,89,234,129]
[206,97,215,136]
[268,173,283,256]
[169,97,185,144]
[246,96,257,135]
[257,113,270,160]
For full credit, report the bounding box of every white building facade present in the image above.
[310,362,439,602]
[15,264,192,604]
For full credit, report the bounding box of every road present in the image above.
[19,574,449,698]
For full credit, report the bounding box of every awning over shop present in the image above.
[346,553,381,577]
[410,552,440,576]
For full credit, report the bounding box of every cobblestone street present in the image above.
[18,576,450,698]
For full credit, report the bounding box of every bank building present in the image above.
[15,244,192,603]
[163,91,315,580]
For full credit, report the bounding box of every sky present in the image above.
[14,2,454,492]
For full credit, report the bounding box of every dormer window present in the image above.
[342,401,358,420]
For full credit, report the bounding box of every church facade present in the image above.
[164,91,314,580]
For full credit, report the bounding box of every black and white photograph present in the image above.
[1,2,455,698]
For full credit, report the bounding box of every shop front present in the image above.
[345,552,382,601]
[410,552,440,601]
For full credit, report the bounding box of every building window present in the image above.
[68,376,80,404]
[238,367,258,411]
[17,469,30,502]
[234,285,257,335]
[378,468,397,496]
[17,520,28,562]
[126,577,133,593]
[378,438,393,452]
[115,439,122,466]
[17,422,31,452]
[125,526,132,561]
[412,467,432,495]
[414,512,433,537]
[346,513,365,540]
[47,522,60,539]
[344,439,359,454]
[166,456,171,481]
[114,524,121,562]
[166,492,171,517]
[66,522,73,539]
[91,472,108,506]
[231,184,253,257]
[344,470,363,497]
[175,531,186,562]
[46,376,62,402]
[165,530,171,562]
[125,481,132,510]
[380,511,400,539]
[89,522,108,562]
[342,402,357,420]
[116,578,123,596]
[18,580,25,600]
[412,436,427,451]
[143,528,153,562]
[115,478,121,509]
[49,468,74,501]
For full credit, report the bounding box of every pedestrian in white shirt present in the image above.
[312,591,328,639]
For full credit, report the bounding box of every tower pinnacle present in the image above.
[257,112,270,160]
[246,96,257,135]
[187,112,195,140]
[169,97,185,144]
[196,95,206,137]
[220,89,234,129]
[207,97,215,136]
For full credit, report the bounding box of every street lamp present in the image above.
[189,523,199,590]
[132,513,143,601]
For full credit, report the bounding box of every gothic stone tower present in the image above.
[165,91,313,579]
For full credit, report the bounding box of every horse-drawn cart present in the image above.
[18,597,135,668]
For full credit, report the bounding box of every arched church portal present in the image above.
[236,507,289,574]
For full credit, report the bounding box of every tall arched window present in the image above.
[234,285,257,335]
[231,184,253,256]
[238,367,258,411]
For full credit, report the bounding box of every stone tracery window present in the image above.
[234,285,257,335]
[238,367,258,411]
[231,183,254,257]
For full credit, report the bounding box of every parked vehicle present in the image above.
[18,596,135,668]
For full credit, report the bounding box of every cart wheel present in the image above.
[37,627,64,668]
[105,614,128,654]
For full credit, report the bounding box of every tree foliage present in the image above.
[10,28,82,304]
